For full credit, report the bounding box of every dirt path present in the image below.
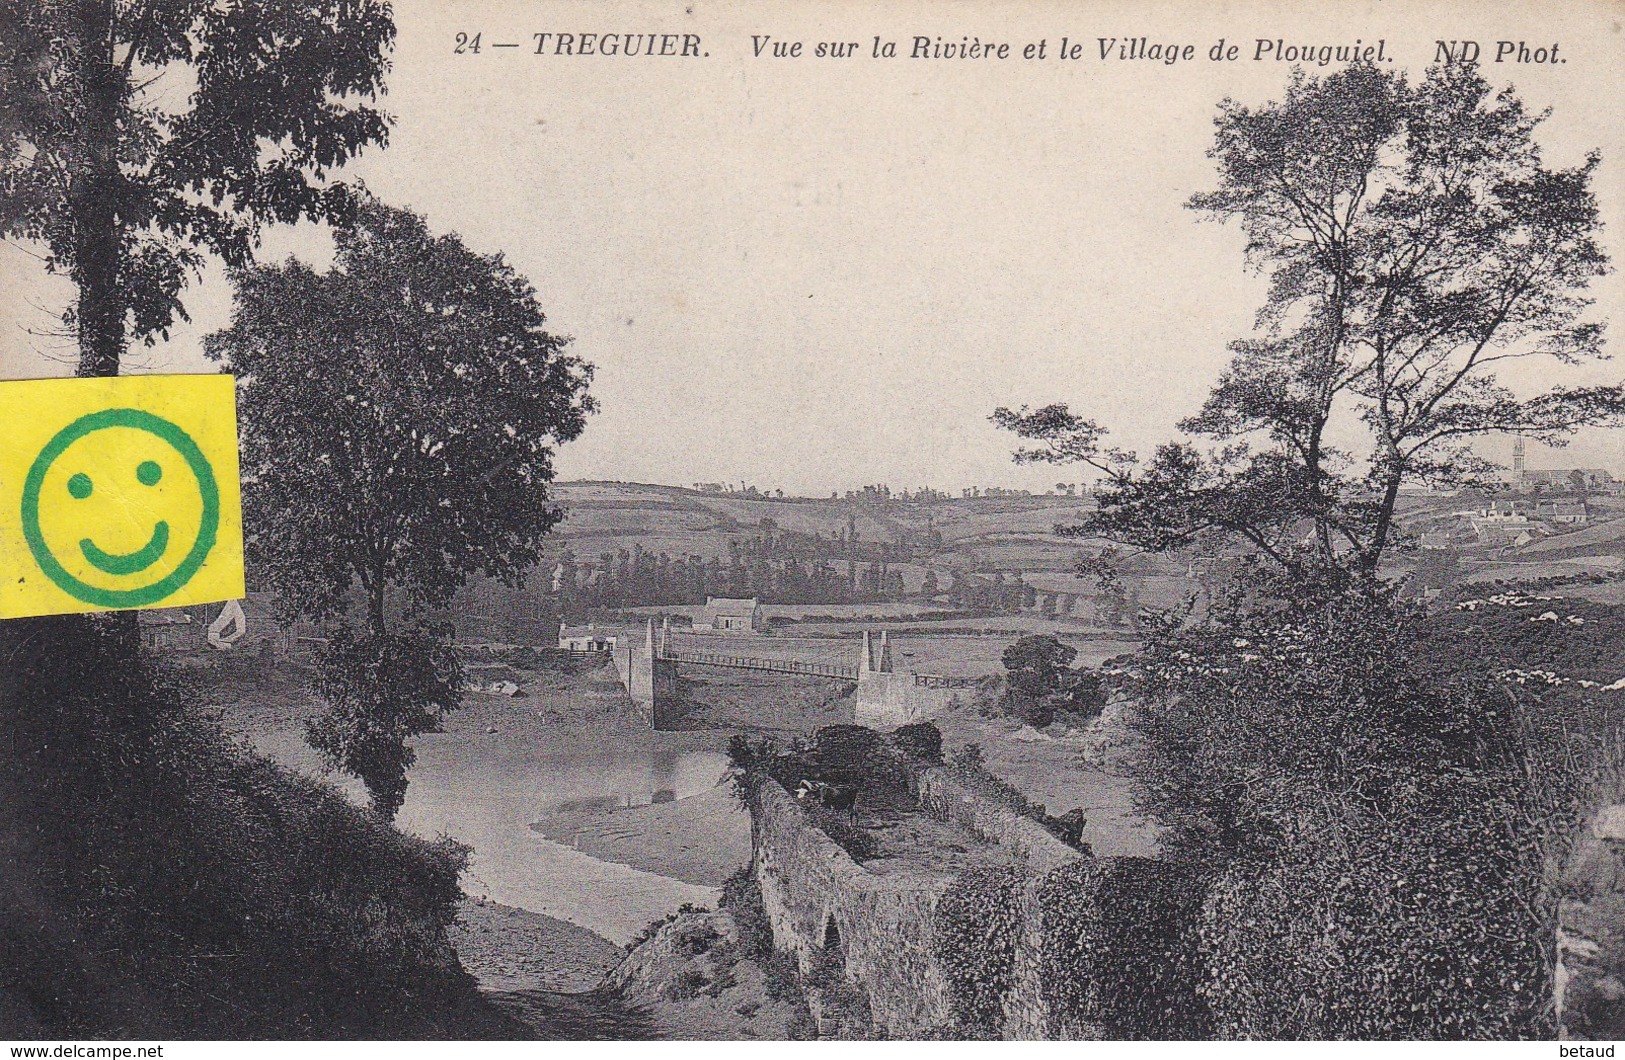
[447,898,665,1038]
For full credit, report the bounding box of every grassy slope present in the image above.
[0,624,526,1039]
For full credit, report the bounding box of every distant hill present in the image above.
[542,481,1099,572]
[484,481,1625,623]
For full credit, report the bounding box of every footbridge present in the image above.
[604,619,972,728]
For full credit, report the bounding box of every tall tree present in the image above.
[0,0,394,377]
[997,63,1621,575]
[207,198,595,815]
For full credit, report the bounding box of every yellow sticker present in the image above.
[0,374,244,618]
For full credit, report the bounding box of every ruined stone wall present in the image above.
[751,775,1095,1038]
[916,768,1082,877]
[914,767,1088,1037]
[1558,801,1625,1039]
[752,779,954,1035]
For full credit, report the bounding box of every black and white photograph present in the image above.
[2,0,1624,1045]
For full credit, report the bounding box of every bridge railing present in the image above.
[911,673,977,688]
[661,647,858,681]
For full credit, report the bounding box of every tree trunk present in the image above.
[72,0,126,379]
[1306,423,1333,562]
[22,1,143,689]
[1365,467,1405,576]
[367,555,389,641]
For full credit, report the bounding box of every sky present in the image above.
[3,0,1623,495]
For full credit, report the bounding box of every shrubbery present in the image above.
[719,867,772,959]
[890,721,944,764]
[1200,814,1548,1039]
[931,866,1023,1038]
[0,621,486,1038]
[1036,858,1210,1039]
[1119,571,1613,1038]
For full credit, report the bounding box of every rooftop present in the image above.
[703,597,759,615]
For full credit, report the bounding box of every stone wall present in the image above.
[753,779,955,1034]
[1558,801,1625,1039]
[750,775,1090,1038]
[915,768,1080,877]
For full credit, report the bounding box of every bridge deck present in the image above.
[661,648,859,680]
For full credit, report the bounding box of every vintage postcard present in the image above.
[2,0,1623,1046]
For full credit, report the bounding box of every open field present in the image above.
[540,481,1098,567]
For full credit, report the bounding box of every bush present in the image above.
[1003,691,1055,729]
[889,721,943,764]
[625,901,708,953]
[1120,575,1610,1038]
[931,866,1023,1037]
[665,966,711,1002]
[1125,581,1530,863]
[1037,858,1210,1039]
[728,724,916,802]
[1053,670,1109,720]
[0,620,483,1037]
[805,724,887,785]
[1002,634,1076,702]
[719,867,773,958]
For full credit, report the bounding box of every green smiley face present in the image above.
[21,408,221,608]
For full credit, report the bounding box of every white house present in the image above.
[558,623,616,652]
[696,597,760,633]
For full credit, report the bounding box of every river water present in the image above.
[246,722,731,945]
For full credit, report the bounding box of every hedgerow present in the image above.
[1036,858,1210,1039]
[930,865,1023,1037]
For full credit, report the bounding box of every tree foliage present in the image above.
[308,626,462,819]
[207,197,594,813]
[996,63,1621,575]
[1001,634,1077,702]
[558,530,911,612]
[1118,571,1611,1037]
[208,197,595,630]
[0,0,394,376]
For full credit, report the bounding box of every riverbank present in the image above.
[531,782,751,887]
[210,659,732,943]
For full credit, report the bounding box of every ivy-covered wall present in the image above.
[751,778,954,1035]
[750,775,1101,1038]
[1558,802,1625,1039]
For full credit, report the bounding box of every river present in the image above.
[244,717,732,945]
